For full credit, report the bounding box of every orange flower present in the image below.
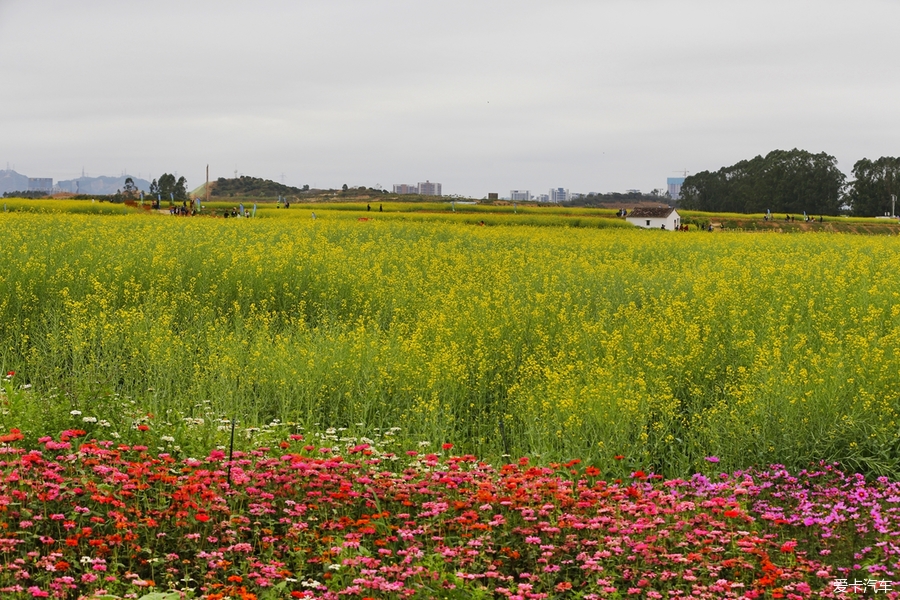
[0,429,23,443]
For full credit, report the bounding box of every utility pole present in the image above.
[206,164,210,207]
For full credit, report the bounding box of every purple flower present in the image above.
[705,456,720,463]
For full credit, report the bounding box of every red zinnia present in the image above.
[0,428,23,443]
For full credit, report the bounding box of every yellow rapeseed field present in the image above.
[1,210,899,476]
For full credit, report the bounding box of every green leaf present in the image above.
[136,592,183,600]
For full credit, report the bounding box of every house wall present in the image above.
[627,212,681,230]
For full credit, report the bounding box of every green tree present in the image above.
[121,177,137,200]
[174,176,187,201]
[848,157,900,216]
[157,173,188,202]
[680,149,844,215]
[211,176,306,198]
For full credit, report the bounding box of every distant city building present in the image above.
[392,184,418,194]
[418,180,441,196]
[392,181,442,196]
[510,190,531,201]
[626,189,641,195]
[549,188,569,203]
[488,193,499,200]
[536,194,550,203]
[667,177,685,200]
[28,178,53,193]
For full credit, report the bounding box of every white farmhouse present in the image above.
[626,207,681,230]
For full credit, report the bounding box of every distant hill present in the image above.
[0,170,31,195]
[211,176,308,198]
[56,175,151,195]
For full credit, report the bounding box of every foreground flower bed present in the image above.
[0,432,896,599]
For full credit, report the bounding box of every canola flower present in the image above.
[1,212,900,477]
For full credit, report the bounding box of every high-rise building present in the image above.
[393,181,442,196]
[510,190,530,201]
[549,187,569,203]
[418,181,441,196]
[392,183,418,194]
[667,177,685,200]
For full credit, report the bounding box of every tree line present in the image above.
[149,173,188,201]
[212,176,309,198]
[679,149,900,217]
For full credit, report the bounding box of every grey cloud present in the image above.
[2,0,900,195]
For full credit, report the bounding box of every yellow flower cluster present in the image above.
[0,211,898,475]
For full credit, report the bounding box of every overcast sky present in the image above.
[2,0,899,197]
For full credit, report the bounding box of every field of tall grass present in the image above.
[1,209,900,478]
